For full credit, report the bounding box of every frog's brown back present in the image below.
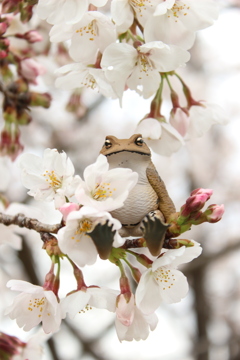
[146,161,176,222]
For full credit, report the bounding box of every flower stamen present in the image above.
[168,2,190,21]
[82,74,97,89]
[72,219,93,242]
[153,268,176,289]
[76,20,98,41]
[92,182,116,201]
[130,0,153,16]
[28,297,47,317]
[43,170,62,189]
[79,304,93,313]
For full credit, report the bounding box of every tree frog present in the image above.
[100,134,176,254]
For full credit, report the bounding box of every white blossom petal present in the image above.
[185,103,229,139]
[111,0,134,33]
[36,0,88,24]
[136,118,162,140]
[75,154,138,212]
[88,287,118,312]
[147,122,185,156]
[140,42,190,72]
[61,291,91,319]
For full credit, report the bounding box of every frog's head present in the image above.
[100,134,151,157]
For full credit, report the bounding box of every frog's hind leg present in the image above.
[140,210,169,256]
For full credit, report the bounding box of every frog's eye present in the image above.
[104,139,112,149]
[135,136,144,146]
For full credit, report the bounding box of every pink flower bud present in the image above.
[191,188,213,199]
[0,50,8,59]
[187,193,209,207]
[204,204,224,223]
[0,22,8,36]
[180,189,213,218]
[59,203,80,221]
[0,128,24,161]
[24,30,43,43]
[0,38,10,59]
[19,58,46,85]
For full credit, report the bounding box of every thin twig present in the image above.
[0,212,62,234]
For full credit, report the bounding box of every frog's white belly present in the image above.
[111,183,158,225]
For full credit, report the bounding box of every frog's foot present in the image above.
[87,220,116,260]
[141,210,169,256]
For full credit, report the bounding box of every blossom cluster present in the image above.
[35,0,227,155]
[2,147,224,345]
[0,1,228,161]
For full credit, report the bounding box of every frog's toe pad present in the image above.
[141,214,169,256]
[147,210,165,222]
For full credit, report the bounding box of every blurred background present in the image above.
[1,0,240,359]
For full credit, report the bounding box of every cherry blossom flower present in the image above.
[5,280,62,333]
[36,0,108,25]
[135,242,202,314]
[144,0,219,49]
[115,293,158,342]
[75,154,138,212]
[55,63,118,99]
[135,117,184,156]
[12,329,50,360]
[18,149,81,208]
[19,58,46,85]
[50,11,116,64]
[111,0,159,33]
[58,206,123,267]
[101,41,190,99]
[170,102,229,139]
[61,287,118,319]
[185,103,228,139]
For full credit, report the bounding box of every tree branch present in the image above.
[0,212,62,234]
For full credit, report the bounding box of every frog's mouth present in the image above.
[105,150,150,156]
[106,150,150,169]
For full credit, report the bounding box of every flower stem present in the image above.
[164,73,174,91]
[123,257,141,283]
[174,72,200,107]
[126,249,152,268]
[148,75,165,120]
[66,255,86,289]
